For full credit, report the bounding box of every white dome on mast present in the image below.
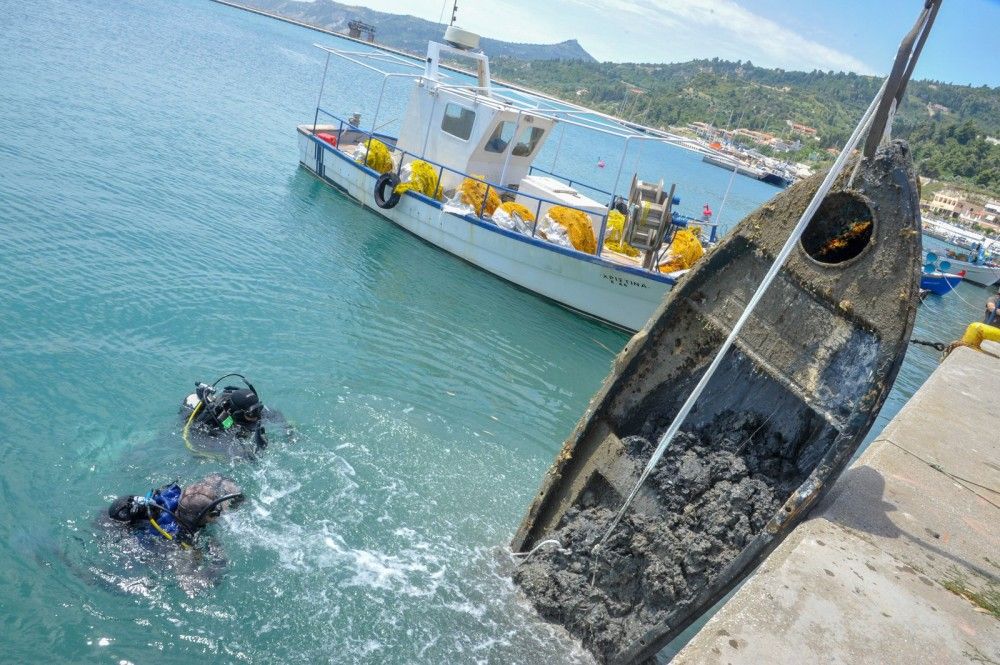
[443,25,480,51]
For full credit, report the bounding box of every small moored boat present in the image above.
[919,270,964,295]
[938,251,1000,287]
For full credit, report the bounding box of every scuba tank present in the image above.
[181,374,270,455]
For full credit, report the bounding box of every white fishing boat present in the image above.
[939,254,1000,286]
[296,27,722,331]
[701,151,766,180]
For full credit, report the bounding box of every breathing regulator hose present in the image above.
[192,493,245,527]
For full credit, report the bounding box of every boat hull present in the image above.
[701,152,763,179]
[919,272,963,295]
[297,127,673,331]
[940,259,1000,287]
[511,141,922,663]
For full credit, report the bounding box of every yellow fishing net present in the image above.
[659,228,704,272]
[602,210,640,257]
[360,138,394,174]
[459,176,501,216]
[395,160,443,200]
[547,206,597,254]
[499,201,535,222]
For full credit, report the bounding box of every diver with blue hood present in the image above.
[108,474,244,548]
[179,373,289,461]
[103,474,244,594]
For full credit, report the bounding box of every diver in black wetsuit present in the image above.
[179,374,289,461]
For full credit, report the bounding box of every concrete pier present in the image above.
[674,344,1000,664]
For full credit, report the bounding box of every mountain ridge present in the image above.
[241,0,596,61]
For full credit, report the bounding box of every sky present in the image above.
[348,0,1000,87]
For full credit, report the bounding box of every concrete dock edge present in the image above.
[673,344,1000,664]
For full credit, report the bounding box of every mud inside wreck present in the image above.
[512,408,817,663]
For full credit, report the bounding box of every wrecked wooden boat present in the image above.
[510,139,923,663]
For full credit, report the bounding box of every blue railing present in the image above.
[311,107,720,260]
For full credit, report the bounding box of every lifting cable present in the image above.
[596,0,944,551]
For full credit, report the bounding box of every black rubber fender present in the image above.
[374,172,402,209]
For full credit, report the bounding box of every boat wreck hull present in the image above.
[297,127,674,331]
[511,141,922,663]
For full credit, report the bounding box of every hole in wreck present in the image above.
[800,191,875,265]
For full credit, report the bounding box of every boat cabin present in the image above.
[395,39,556,193]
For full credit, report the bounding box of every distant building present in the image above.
[769,138,802,153]
[733,128,775,144]
[959,206,987,225]
[347,20,376,42]
[926,102,950,117]
[786,121,818,137]
[927,190,987,223]
[929,190,962,216]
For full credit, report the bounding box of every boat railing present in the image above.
[310,43,725,250]
[314,107,400,145]
[311,108,720,261]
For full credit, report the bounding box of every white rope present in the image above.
[509,538,563,562]
[596,75,892,550]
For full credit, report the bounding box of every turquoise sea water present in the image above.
[0,1,988,663]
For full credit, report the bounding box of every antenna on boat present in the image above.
[594,0,944,552]
[450,0,459,26]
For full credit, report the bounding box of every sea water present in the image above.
[0,1,988,662]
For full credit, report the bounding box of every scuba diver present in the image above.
[108,474,244,547]
[103,474,244,595]
[179,373,289,461]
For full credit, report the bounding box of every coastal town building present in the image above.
[928,190,964,216]
[924,190,999,231]
[925,102,950,116]
[346,20,375,42]
[786,120,818,138]
[733,128,776,144]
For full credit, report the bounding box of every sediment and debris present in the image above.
[513,411,807,662]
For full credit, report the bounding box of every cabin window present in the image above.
[441,103,476,141]
[484,121,517,153]
[512,126,545,156]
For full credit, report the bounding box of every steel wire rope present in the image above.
[884,439,1000,511]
